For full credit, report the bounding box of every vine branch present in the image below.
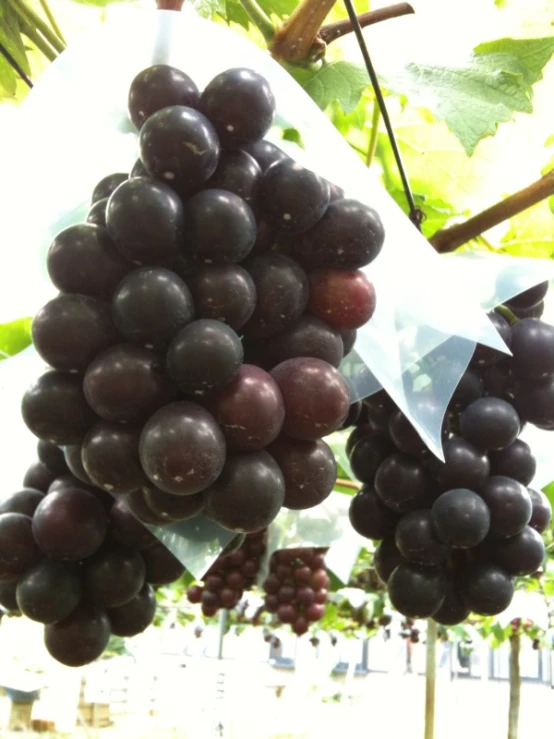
[430,168,554,253]
[320,3,414,45]
[270,0,336,63]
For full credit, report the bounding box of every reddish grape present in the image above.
[263,574,280,594]
[277,603,297,624]
[296,586,315,606]
[293,617,309,636]
[278,585,295,603]
[225,571,244,589]
[314,589,328,605]
[265,594,279,612]
[294,566,312,584]
[306,603,325,622]
[311,569,330,591]
[187,585,203,604]
[308,269,376,330]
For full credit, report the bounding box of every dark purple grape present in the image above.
[388,562,446,618]
[86,198,108,227]
[112,267,194,351]
[459,397,520,451]
[515,376,554,427]
[266,315,344,369]
[47,224,130,301]
[471,312,511,368]
[167,319,243,395]
[510,319,554,379]
[131,159,148,177]
[488,439,536,486]
[22,462,56,493]
[22,371,96,444]
[448,368,484,410]
[528,489,552,533]
[481,361,516,401]
[431,489,490,548]
[294,199,384,270]
[0,489,44,517]
[489,526,545,575]
[503,280,549,311]
[48,472,99,497]
[108,583,156,636]
[374,453,436,513]
[37,440,68,476]
[428,438,490,493]
[125,490,171,526]
[84,344,168,422]
[44,602,111,666]
[142,543,185,585]
[106,178,185,265]
[142,487,205,522]
[271,357,349,440]
[32,489,108,560]
[205,149,262,207]
[242,139,287,172]
[261,159,330,234]
[128,64,200,129]
[63,445,93,485]
[479,476,531,538]
[350,434,394,484]
[83,543,145,608]
[92,173,127,203]
[340,400,363,429]
[243,254,309,339]
[395,509,450,566]
[109,498,158,550]
[139,402,226,495]
[388,408,428,457]
[363,390,396,435]
[16,560,81,623]
[250,218,276,255]
[460,562,514,616]
[205,364,284,450]
[340,327,357,356]
[348,486,399,540]
[267,435,336,510]
[82,422,147,494]
[0,514,42,581]
[328,181,344,201]
[432,578,470,625]
[188,264,256,330]
[204,451,285,533]
[374,537,404,583]
[200,68,275,148]
[512,302,545,319]
[0,582,19,612]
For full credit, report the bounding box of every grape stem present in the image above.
[430,167,554,253]
[320,3,415,45]
[270,0,336,63]
[9,0,65,54]
[508,633,521,739]
[424,619,437,739]
[38,0,66,45]
[335,478,361,490]
[16,15,57,62]
[238,0,275,44]
[366,103,381,168]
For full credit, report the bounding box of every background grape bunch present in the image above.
[347,280,553,624]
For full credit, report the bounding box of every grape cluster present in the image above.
[262,547,329,635]
[186,530,266,616]
[20,63,385,551]
[347,281,553,625]
[0,443,186,667]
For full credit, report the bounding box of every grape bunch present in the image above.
[186,530,266,616]
[20,62,385,557]
[262,547,329,635]
[347,279,553,625]
[0,442,186,667]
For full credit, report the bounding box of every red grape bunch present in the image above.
[186,530,266,616]
[0,442,187,667]
[262,547,329,635]
[346,279,553,626]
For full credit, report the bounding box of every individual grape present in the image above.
[83,543,145,608]
[63,445,93,485]
[428,438,490,493]
[86,198,108,227]
[108,583,156,636]
[431,489,490,548]
[91,173,127,203]
[340,327,357,356]
[0,489,44,517]
[143,486,205,522]
[296,586,315,606]
[514,376,554,427]
[141,543,185,585]
[0,514,41,581]
[294,199,384,270]
[459,397,520,451]
[388,562,445,618]
[479,476,531,538]
[340,400,362,429]
[278,585,295,603]
[528,489,552,533]
[205,150,262,207]
[348,486,399,540]
[82,422,147,494]
[432,578,470,625]
[395,510,450,566]
[47,224,130,301]
[510,319,554,379]
[488,439,536,486]
[362,389,397,436]
[109,498,158,550]
[22,462,56,493]
[470,312,511,368]
[106,178,185,265]
[447,368,484,410]
[205,364,284,450]
[44,602,111,667]
[267,435,336,510]
[374,537,405,583]
[84,344,168,423]
[112,267,194,351]
[16,560,81,624]
[270,357,349,440]
[22,371,96,445]
[167,319,243,395]
[139,402,226,495]
[511,302,545,319]
[188,265,256,330]
[277,604,297,624]
[374,453,436,513]
[242,139,287,172]
[128,64,200,129]
[504,280,549,311]
[185,189,256,265]
[131,159,149,177]
[388,409,428,458]
[307,269,376,330]
[489,526,545,576]
[187,584,203,603]
[261,159,330,234]
[122,489,170,526]
[460,562,514,616]
[0,582,19,612]
[204,451,285,532]
[249,219,276,255]
[327,182,345,201]
[200,68,275,148]
[37,440,68,476]
[48,472,99,497]
[306,603,325,622]
[243,254,309,339]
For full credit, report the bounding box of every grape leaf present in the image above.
[0,2,30,99]
[290,61,368,114]
[258,0,297,18]
[474,37,554,87]
[281,127,304,148]
[0,317,32,360]
[388,189,464,240]
[192,0,227,19]
[499,200,554,258]
[222,0,252,29]
[0,58,17,99]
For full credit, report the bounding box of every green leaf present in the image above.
[281,127,305,148]
[290,61,368,114]
[0,317,32,360]
[499,200,554,258]
[222,0,252,29]
[0,2,30,98]
[474,37,554,87]
[258,0,297,18]
[388,189,463,240]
